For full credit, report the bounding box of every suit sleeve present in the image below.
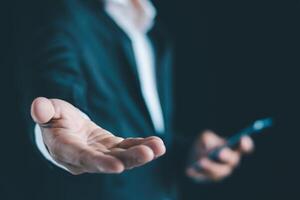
[22,22,89,164]
[30,24,88,112]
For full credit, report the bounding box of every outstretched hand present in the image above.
[31,97,166,175]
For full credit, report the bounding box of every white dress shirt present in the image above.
[35,0,165,169]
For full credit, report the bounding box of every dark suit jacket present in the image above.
[17,0,190,199]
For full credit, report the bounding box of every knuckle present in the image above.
[201,131,214,140]
[210,172,223,181]
[213,169,231,181]
[222,148,232,156]
[222,167,232,177]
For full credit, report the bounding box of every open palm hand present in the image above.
[31,97,166,175]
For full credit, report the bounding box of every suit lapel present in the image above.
[118,35,157,132]
[96,10,156,132]
[87,3,173,134]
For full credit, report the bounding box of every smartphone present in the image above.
[192,117,273,170]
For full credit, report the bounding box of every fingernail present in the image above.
[219,148,230,159]
[219,150,226,159]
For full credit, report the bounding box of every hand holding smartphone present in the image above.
[192,118,273,170]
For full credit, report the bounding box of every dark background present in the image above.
[155,1,299,199]
[1,0,299,199]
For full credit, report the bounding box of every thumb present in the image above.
[31,97,56,124]
[201,131,225,150]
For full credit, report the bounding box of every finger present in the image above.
[81,151,125,174]
[119,137,165,154]
[117,138,145,148]
[118,136,166,158]
[239,136,254,154]
[199,158,232,181]
[107,145,154,169]
[32,97,88,130]
[201,131,226,150]
[31,97,56,124]
[117,136,161,148]
[185,167,207,182]
[91,135,124,149]
[218,147,240,167]
[50,135,124,173]
[142,137,166,158]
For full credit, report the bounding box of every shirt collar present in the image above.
[108,0,129,5]
[104,0,156,33]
